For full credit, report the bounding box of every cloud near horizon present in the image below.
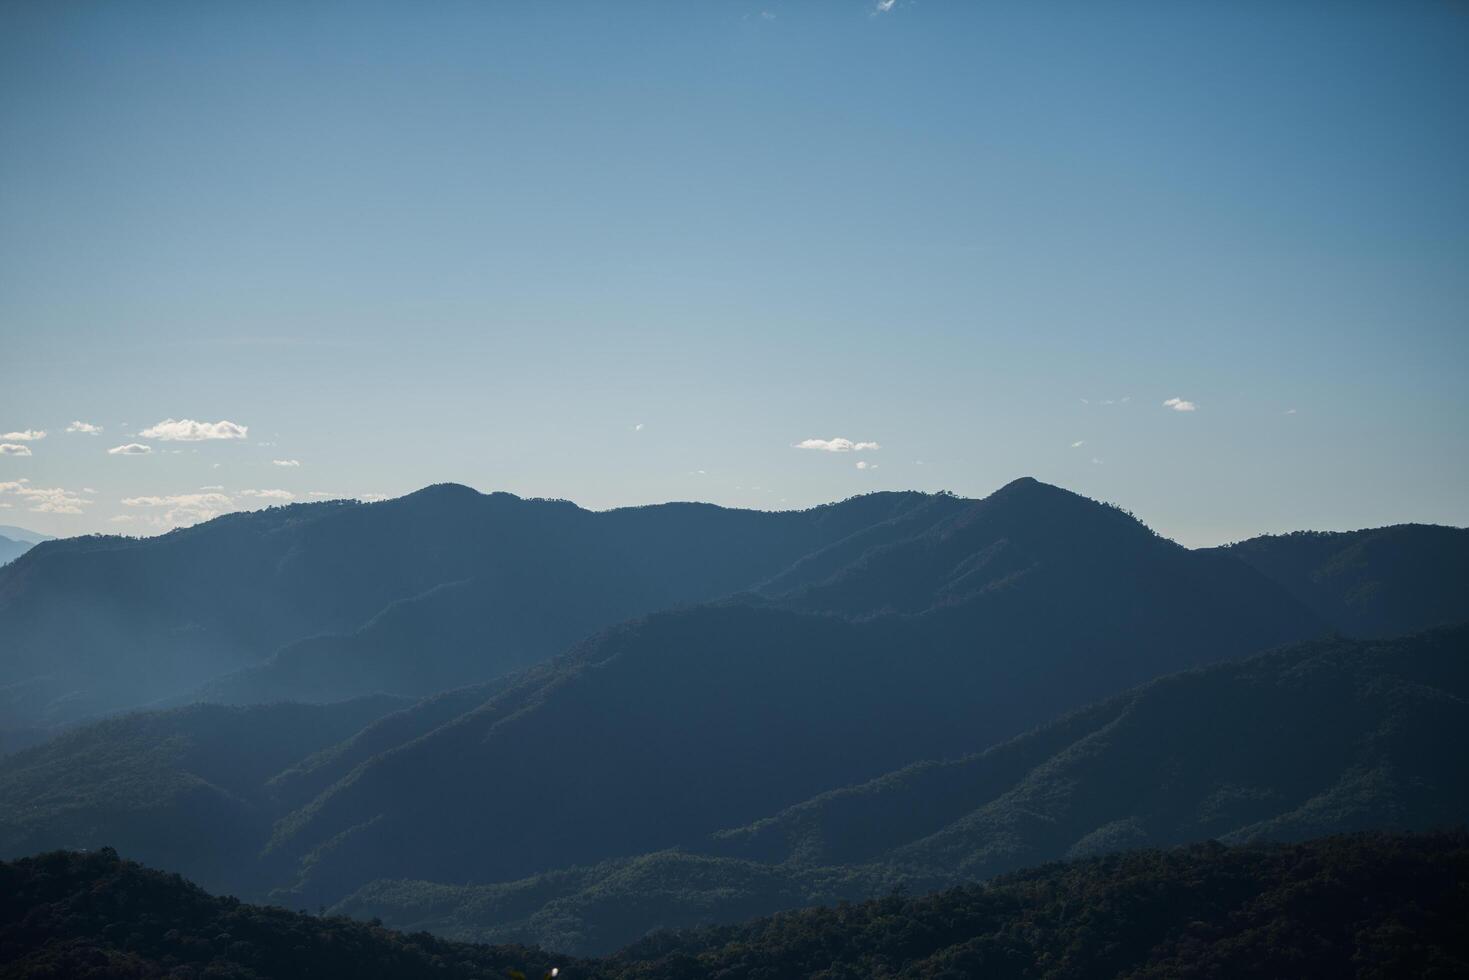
[108,443,152,455]
[67,420,103,434]
[794,437,881,452]
[1,430,46,441]
[138,418,248,441]
[1163,397,1197,412]
[272,459,301,467]
[122,491,235,526]
[1,479,92,514]
[0,444,32,456]
[239,488,294,500]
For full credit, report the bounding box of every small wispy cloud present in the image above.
[306,490,334,498]
[1163,397,1197,413]
[199,485,225,491]
[67,421,103,435]
[1070,440,1085,448]
[271,459,301,467]
[139,418,248,441]
[794,437,881,453]
[108,443,152,455]
[0,444,32,456]
[239,488,294,501]
[874,0,896,12]
[633,423,644,432]
[1091,457,1104,465]
[1,429,45,441]
[1285,408,1298,415]
[856,460,879,470]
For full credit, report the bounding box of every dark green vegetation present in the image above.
[334,625,1469,953]
[6,832,1467,979]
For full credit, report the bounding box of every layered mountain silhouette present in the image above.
[1,477,1465,955]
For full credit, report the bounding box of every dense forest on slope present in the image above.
[1216,523,1469,637]
[334,625,1469,953]
[5,832,1467,979]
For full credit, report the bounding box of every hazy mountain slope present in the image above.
[0,487,946,726]
[9,834,1468,980]
[0,525,49,546]
[0,697,407,894]
[265,481,1325,905]
[0,536,30,567]
[1216,524,1469,637]
[341,625,1469,954]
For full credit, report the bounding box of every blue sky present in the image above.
[2,0,1466,546]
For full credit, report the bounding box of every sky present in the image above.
[1,0,1466,547]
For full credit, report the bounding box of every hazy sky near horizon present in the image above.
[2,1,1466,546]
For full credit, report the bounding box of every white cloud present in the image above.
[1,429,45,441]
[794,437,881,453]
[1285,408,1298,415]
[239,488,294,501]
[357,493,390,502]
[108,443,152,455]
[1070,440,1085,448]
[272,459,301,467]
[1091,457,1104,465]
[0,479,92,514]
[138,418,248,441]
[0,444,32,456]
[1163,397,1197,412]
[633,423,644,432]
[122,492,234,526]
[875,0,896,11]
[856,460,879,470]
[109,514,136,524]
[67,420,103,435]
[199,485,226,491]
[83,487,97,494]
[306,490,334,498]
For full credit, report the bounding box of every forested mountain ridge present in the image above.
[1215,523,1469,637]
[332,624,1469,953]
[0,486,955,728]
[5,832,1467,979]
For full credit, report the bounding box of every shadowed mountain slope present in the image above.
[338,624,1469,954]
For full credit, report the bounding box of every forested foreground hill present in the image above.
[5,832,1467,980]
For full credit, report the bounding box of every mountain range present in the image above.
[0,477,1465,956]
